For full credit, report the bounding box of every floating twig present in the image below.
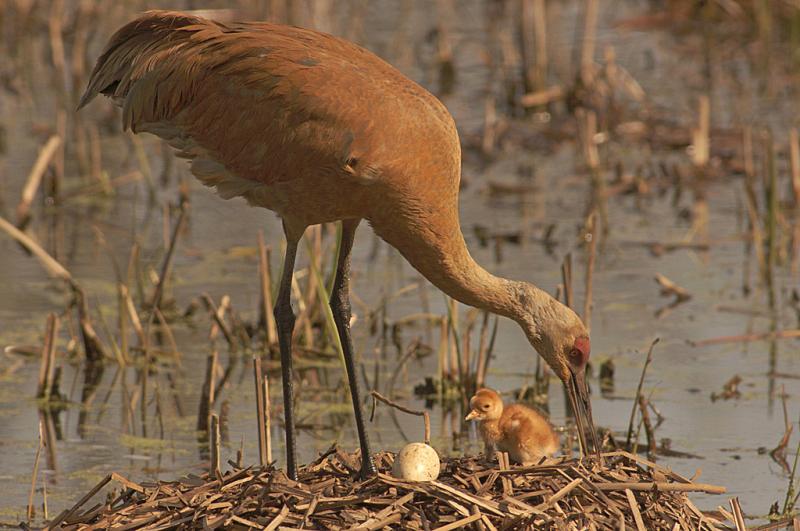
[691,329,800,347]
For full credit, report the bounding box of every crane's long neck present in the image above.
[370,199,525,320]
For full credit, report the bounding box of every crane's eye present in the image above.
[569,348,583,365]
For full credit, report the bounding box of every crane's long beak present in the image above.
[567,367,601,459]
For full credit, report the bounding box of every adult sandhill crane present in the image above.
[80,10,597,480]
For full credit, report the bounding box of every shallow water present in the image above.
[1,0,799,525]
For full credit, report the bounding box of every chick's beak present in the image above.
[464,410,479,421]
[567,366,601,458]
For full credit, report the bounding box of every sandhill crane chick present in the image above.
[465,388,559,465]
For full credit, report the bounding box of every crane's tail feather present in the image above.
[77,10,211,113]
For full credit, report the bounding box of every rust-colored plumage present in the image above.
[466,388,559,465]
[81,11,597,479]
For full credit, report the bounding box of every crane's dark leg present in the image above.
[275,223,301,480]
[330,219,377,478]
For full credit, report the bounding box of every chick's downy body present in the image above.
[466,388,559,465]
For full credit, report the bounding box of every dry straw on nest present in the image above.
[46,447,744,530]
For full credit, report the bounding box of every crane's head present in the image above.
[513,282,599,457]
[464,388,504,422]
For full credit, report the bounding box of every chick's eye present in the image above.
[482,404,490,410]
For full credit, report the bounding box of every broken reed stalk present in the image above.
[264,373,272,464]
[210,413,221,478]
[474,312,490,389]
[434,0,455,95]
[131,135,156,197]
[437,318,448,392]
[583,213,597,332]
[148,202,187,312]
[258,230,277,345]
[202,294,236,350]
[691,95,710,168]
[561,253,573,309]
[578,0,599,86]
[444,297,467,398]
[763,131,778,308]
[625,338,659,448]
[482,95,497,155]
[27,420,44,522]
[47,0,67,107]
[16,135,61,230]
[153,307,180,363]
[253,355,269,466]
[790,128,800,208]
[72,282,109,363]
[0,215,71,281]
[197,350,219,433]
[120,284,145,347]
[0,214,109,361]
[370,390,431,445]
[117,282,129,365]
[769,385,791,471]
[782,434,800,515]
[637,396,656,456]
[520,0,547,93]
[36,313,60,400]
[52,111,65,202]
[88,124,108,191]
[729,497,746,531]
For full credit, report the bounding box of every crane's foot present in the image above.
[360,456,378,480]
[286,465,298,482]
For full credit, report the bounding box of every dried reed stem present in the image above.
[579,0,598,85]
[520,0,547,92]
[729,497,746,531]
[16,135,61,229]
[625,338,659,447]
[253,356,269,466]
[583,213,597,332]
[149,203,187,312]
[198,350,219,432]
[790,128,800,207]
[637,396,656,456]
[210,413,221,478]
[120,284,145,346]
[264,374,272,464]
[258,231,277,345]
[203,294,236,350]
[691,95,710,168]
[154,308,180,362]
[47,0,66,106]
[561,253,573,309]
[27,421,44,522]
[763,131,778,307]
[36,313,60,399]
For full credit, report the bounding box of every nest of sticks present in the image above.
[47,447,739,530]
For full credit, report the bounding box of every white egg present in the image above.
[392,442,440,482]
